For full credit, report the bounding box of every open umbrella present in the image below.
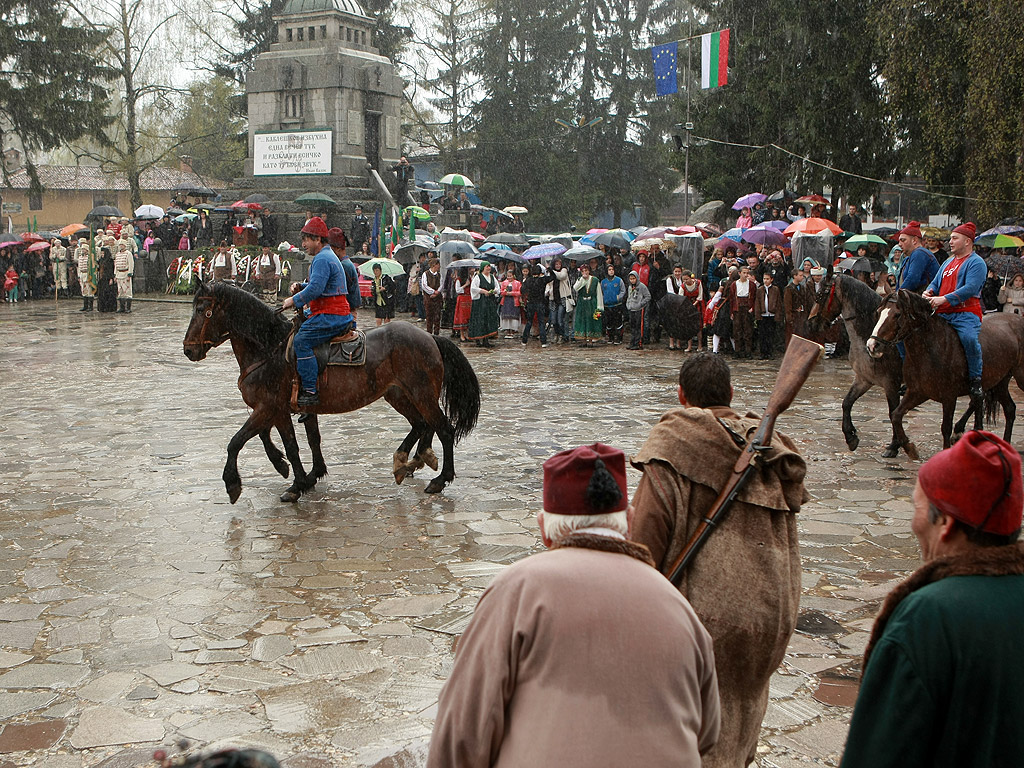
[134,204,164,220]
[231,200,261,212]
[766,189,798,203]
[634,226,675,242]
[166,207,186,217]
[447,258,484,271]
[503,205,528,215]
[0,233,20,244]
[485,232,528,246]
[784,218,843,236]
[522,242,566,261]
[188,204,216,213]
[586,228,608,234]
[439,173,474,187]
[795,193,831,207]
[26,241,51,252]
[715,237,749,252]
[21,232,45,243]
[562,245,603,262]
[977,234,1024,250]
[404,206,431,221]
[294,192,336,210]
[867,226,899,238]
[471,204,513,221]
[979,224,1024,239]
[245,193,271,204]
[732,192,766,210]
[394,235,438,261]
[740,224,788,246]
[837,256,886,273]
[592,229,634,249]
[922,226,951,241]
[985,253,1024,276]
[87,205,123,218]
[842,233,889,249]
[722,227,745,241]
[760,220,789,231]
[174,213,198,223]
[359,257,406,277]
[438,240,478,256]
[60,223,88,238]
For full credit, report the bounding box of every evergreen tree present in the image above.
[173,77,247,182]
[0,0,112,192]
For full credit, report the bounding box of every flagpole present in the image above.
[683,3,693,221]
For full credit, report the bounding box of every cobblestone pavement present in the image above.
[2,299,1019,767]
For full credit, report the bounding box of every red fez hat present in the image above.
[918,430,1023,536]
[543,443,628,515]
[952,221,977,240]
[897,220,923,239]
[327,227,346,248]
[301,217,329,239]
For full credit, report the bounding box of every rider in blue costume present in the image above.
[282,217,354,409]
[328,227,362,319]
[896,221,939,293]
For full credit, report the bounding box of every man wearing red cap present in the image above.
[630,352,808,768]
[895,221,939,293]
[923,221,987,401]
[428,443,721,768]
[327,227,361,320]
[282,216,353,409]
[840,430,1024,767]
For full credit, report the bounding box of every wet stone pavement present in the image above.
[2,299,1020,767]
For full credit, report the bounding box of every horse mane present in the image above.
[204,282,291,350]
[835,274,885,341]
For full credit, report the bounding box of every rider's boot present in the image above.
[969,378,985,427]
[296,390,319,408]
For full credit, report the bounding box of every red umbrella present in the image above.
[27,241,51,252]
[784,217,843,236]
[795,193,831,207]
[670,226,700,235]
[232,200,262,211]
[469,231,485,241]
[21,232,46,243]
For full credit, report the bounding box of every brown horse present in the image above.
[182,282,481,502]
[808,274,904,454]
[866,289,1024,458]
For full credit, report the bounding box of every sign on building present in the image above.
[2,202,22,214]
[253,131,333,176]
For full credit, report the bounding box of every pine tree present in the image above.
[0,0,112,192]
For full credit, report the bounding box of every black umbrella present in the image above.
[766,189,798,203]
[172,182,215,196]
[484,232,528,245]
[166,207,186,217]
[563,245,602,262]
[245,193,272,204]
[592,230,632,250]
[87,205,123,218]
[868,226,899,238]
[837,256,885,273]
[0,233,21,244]
[985,253,1024,277]
[657,294,703,342]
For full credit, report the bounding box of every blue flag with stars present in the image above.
[651,42,678,96]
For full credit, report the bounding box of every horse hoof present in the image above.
[419,447,439,471]
[274,461,290,479]
[227,484,242,504]
[394,466,408,485]
[846,435,860,452]
[881,447,898,459]
[424,478,446,494]
[905,442,920,460]
[280,489,301,503]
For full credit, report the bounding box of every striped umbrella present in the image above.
[439,173,474,187]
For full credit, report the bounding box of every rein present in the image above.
[184,298,231,350]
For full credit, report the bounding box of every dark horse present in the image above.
[182,282,481,502]
[808,274,904,454]
[866,289,1024,459]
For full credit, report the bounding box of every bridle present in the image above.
[866,293,911,348]
[183,297,230,351]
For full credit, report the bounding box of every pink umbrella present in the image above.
[634,226,674,242]
[586,228,608,234]
[27,241,51,252]
[469,231,486,241]
[669,226,700,234]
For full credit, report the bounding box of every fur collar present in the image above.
[552,532,656,567]
[863,543,1024,674]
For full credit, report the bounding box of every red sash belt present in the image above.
[937,296,982,318]
[308,294,351,316]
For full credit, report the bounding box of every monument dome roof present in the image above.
[281,0,367,17]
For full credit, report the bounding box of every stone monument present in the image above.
[239,0,403,237]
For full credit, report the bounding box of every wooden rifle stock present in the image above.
[667,336,824,587]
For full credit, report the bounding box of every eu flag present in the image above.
[651,42,678,96]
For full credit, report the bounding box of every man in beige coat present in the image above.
[631,352,808,768]
[428,443,720,768]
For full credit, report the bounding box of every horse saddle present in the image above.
[286,329,366,369]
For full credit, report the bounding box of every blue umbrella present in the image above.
[579,233,598,246]
[522,242,566,260]
[732,192,766,211]
[479,242,512,252]
[722,227,745,241]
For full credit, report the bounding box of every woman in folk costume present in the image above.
[573,261,604,347]
[370,263,396,325]
[467,261,500,347]
[452,267,474,342]
[681,270,705,352]
[498,265,522,338]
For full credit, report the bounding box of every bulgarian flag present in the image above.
[700,29,730,89]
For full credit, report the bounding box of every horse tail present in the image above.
[434,335,481,443]
[985,386,1001,426]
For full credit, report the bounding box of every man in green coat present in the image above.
[840,430,1024,768]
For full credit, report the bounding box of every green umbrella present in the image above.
[294,192,337,210]
[977,233,1024,249]
[843,233,889,249]
[359,257,406,277]
[404,206,431,221]
[439,173,474,187]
